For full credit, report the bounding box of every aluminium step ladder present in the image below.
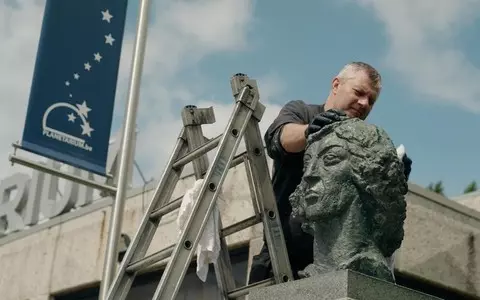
[105,73,293,300]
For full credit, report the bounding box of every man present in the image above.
[248,61,412,283]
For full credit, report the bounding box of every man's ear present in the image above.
[332,77,340,95]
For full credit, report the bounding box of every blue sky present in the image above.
[115,0,480,197]
[2,0,479,198]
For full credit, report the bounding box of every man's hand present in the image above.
[305,109,347,137]
[402,154,412,181]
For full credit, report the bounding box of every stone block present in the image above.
[248,270,441,300]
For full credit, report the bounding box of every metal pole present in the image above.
[99,0,151,298]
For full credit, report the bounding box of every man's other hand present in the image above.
[402,154,412,181]
[305,109,346,137]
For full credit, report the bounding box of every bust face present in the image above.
[299,131,359,221]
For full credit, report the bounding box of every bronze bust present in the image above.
[289,117,408,283]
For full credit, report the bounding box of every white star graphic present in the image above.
[76,101,92,118]
[81,122,94,137]
[105,34,115,46]
[65,81,70,86]
[94,52,102,62]
[68,113,76,122]
[84,62,91,71]
[101,9,113,23]
[73,73,80,80]
[69,94,73,98]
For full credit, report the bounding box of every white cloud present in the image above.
[354,0,480,113]
[0,0,284,194]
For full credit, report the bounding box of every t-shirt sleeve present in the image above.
[264,100,309,160]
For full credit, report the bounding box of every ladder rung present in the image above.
[150,196,183,220]
[150,153,246,221]
[221,215,261,237]
[227,278,275,299]
[172,134,247,171]
[229,152,245,169]
[126,216,262,274]
[126,245,174,274]
[173,134,222,169]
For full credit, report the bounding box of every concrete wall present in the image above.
[453,191,480,212]
[1,163,480,299]
[395,184,480,297]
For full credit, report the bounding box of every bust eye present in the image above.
[323,153,341,166]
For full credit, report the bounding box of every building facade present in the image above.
[1,158,480,300]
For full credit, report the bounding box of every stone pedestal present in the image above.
[248,270,442,300]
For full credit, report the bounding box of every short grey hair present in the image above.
[337,61,382,92]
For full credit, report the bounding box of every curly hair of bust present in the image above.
[333,119,408,257]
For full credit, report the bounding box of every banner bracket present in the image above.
[9,143,117,195]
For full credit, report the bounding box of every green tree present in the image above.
[463,181,478,194]
[427,181,444,196]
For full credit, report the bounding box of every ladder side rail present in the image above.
[229,74,293,285]
[212,216,237,298]
[182,108,237,299]
[152,86,256,300]
[243,115,293,284]
[183,126,210,179]
[243,154,262,218]
[106,129,189,300]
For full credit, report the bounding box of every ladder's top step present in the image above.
[181,106,216,125]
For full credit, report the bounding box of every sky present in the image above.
[1,0,480,198]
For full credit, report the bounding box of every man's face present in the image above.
[330,70,379,120]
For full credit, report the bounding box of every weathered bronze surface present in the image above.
[289,118,408,283]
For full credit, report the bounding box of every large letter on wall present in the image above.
[0,174,30,235]
[40,160,79,219]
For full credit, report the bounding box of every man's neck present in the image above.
[323,95,334,111]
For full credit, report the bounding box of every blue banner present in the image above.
[21,0,129,176]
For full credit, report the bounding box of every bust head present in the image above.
[289,117,408,281]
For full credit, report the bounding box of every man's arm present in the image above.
[280,123,308,153]
[264,100,309,161]
[264,101,347,160]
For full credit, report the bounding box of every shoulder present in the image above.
[282,100,308,111]
[281,100,323,122]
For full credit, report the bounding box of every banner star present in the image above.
[65,81,70,86]
[84,62,91,71]
[76,101,92,118]
[105,34,115,46]
[68,113,76,122]
[73,73,80,80]
[94,52,102,62]
[81,122,94,137]
[101,9,113,23]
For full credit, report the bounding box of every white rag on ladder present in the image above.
[176,179,221,282]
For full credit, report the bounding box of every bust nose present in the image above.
[305,180,325,205]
